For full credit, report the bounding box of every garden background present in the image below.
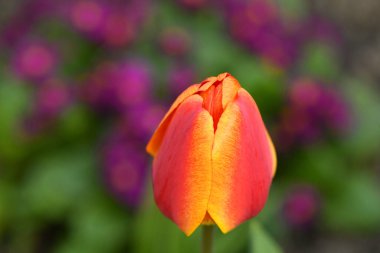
[0,0,380,252]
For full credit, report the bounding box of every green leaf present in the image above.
[18,146,96,220]
[298,43,340,81]
[324,172,380,232]
[0,78,31,162]
[342,79,380,160]
[134,186,200,253]
[250,221,282,253]
[276,0,309,19]
[56,195,130,253]
[0,181,15,232]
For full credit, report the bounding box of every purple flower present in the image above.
[115,60,152,106]
[289,79,350,132]
[275,78,350,151]
[102,137,148,207]
[11,39,58,82]
[223,0,301,68]
[21,78,71,136]
[167,65,197,97]
[1,0,59,46]
[282,185,321,229]
[159,27,191,57]
[301,16,342,46]
[35,79,71,116]
[122,102,167,141]
[100,10,136,48]
[68,0,108,37]
[82,59,152,112]
[66,0,150,47]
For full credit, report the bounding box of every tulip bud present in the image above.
[147,73,276,235]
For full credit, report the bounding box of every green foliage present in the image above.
[342,79,380,160]
[299,43,341,81]
[250,221,283,253]
[0,77,31,163]
[324,172,380,232]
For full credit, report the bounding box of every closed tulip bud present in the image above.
[146,73,277,235]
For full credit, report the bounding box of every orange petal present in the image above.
[146,73,237,156]
[207,88,276,233]
[216,72,229,81]
[198,77,217,92]
[146,83,200,156]
[221,74,241,109]
[152,95,214,236]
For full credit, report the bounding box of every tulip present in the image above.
[146,73,277,235]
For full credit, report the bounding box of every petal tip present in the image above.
[217,72,230,81]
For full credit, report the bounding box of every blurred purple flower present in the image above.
[167,65,197,97]
[115,60,152,106]
[275,78,350,151]
[159,27,191,57]
[1,0,59,46]
[301,16,343,46]
[11,40,58,82]
[102,136,148,207]
[22,78,72,136]
[35,79,71,116]
[82,59,152,112]
[68,0,108,37]
[67,0,150,47]
[223,0,302,68]
[100,10,136,48]
[282,185,321,229]
[123,102,167,141]
[289,79,350,132]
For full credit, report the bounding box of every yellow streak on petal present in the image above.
[146,83,200,156]
[221,75,241,108]
[152,95,214,236]
[266,131,277,177]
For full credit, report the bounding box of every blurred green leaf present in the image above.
[298,43,340,81]
[134,188,200,253]
[0,181,15,232]
[0,77,31,162]
[194,28,241,76]
[276,0,308,19]
[56,195,130,253]
[324,172,380,232]
[235,61,285,117]
[250,221,283,253]
[19,146,96,220]
[284,145,347,192]
[342,79,380,160]
[58,104,97,141]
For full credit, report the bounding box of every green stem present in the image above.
[202,226,214,253]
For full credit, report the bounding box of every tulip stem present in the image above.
[202,225,214,253]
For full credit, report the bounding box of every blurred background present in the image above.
[0,0,380,252]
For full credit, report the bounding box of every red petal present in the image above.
[152,95,214,235]
[207,88,276,233]
[146,84,200,156]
